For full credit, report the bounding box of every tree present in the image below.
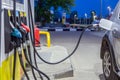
[49,0,74,12]
[35,0,51,24]
[35,0,74,25]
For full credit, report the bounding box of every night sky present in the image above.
[34,0,119,18]
[72,0,119,18]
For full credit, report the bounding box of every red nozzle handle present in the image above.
[21,23,30,32]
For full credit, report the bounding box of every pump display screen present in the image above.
[16,0,24,3]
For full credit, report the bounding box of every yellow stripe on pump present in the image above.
[0,50,26,80]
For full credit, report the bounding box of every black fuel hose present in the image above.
[27,1,49,80]
[25,45,43,80]
[30,22,86,64]
[12,0,38,80]
[18,51,30,80]
[13,43,17,80]
[12,0,46,80]
[28,0,87,65]
[17,11,37,80]
[23,47,50,80]
[35,27,86,64]
[23,47,37,80]
[12,0,17,80]
[12,39,30,80]
[17,18,38,80]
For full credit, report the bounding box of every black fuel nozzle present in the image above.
[18,22,31,47]
[10,21,22,49]
[10,21,22,39]
[11,28,22,39]
[15,22,29,50]
[21,22,30,33]
[16,22,27,43]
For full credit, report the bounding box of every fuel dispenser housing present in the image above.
[0,0,34,80]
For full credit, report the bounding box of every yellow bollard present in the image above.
[39,31,51,47]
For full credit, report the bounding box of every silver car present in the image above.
[99,1,120,80]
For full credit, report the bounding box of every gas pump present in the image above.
[0,0,90,80]
[0,0,50,80]
[0,0,32,80]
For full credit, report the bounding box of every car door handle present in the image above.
[112,29,120,39]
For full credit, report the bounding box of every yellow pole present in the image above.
[39,31,51,47]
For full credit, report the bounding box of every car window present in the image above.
[117,6,120,20]
[118,12,120,20]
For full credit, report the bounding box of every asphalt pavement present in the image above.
[39,30,106,80]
